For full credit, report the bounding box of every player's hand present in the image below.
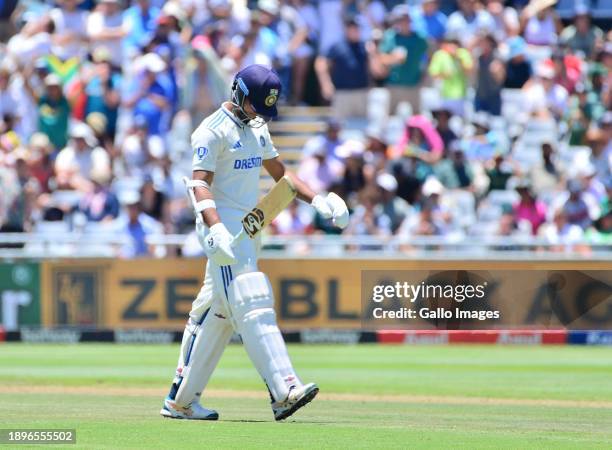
[311,193,349,229]
[198,222,237,266]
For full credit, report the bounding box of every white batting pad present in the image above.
[228,272,301,402]
[174,300,234,407]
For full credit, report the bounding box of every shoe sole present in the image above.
[160,407,219,421]
[274,386,319,421]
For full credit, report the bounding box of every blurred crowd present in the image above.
[0,0,610,257]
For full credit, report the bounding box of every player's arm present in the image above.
[192,169,221,227]
[263,157,349,229]
[263,157,316,203]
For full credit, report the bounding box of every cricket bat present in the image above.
[232,175,297,246]
[183,175,297,247]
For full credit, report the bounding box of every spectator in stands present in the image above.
[474,34,505,116]
[520,0,561,47]
[139,174,166,223]
[376,172,411,233]
[315,16,371,118]
[513,179,546,234]
[78,165,119,222]
[84,50,121,139]
[560,5,604,59]
[0,65,26,139]
[524,63,568,120]
[124,53,171,137]
[346,186,392,237]
[411,0,447,42]
[596,113,612,179]
[27,133,53,193]
[549,48,582,94]
[434,144,474,190]
[123,0,160,59]
[538,208,585,249]
[297,136,343,194]
[393,115,444,164]
[561,179,594,230]
[484,0,520,41]
[377,6,428,115]
[529,141,561,195]
[23,73,70,152]
[49,0,89,62]
[486,152,513,192]
[503,36,532,89]
[87,0,126,68]
[585,210,611,245]
[0,149,40,235]
[431,107,457,155]
[336,139,367,196]
[397,197,444,238]
[446,0,495,49]
[55,122,110,185]
[428,34,473,116]
[114,190,163,258]
[272,200,312,235]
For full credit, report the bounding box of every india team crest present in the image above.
[242,207,265,238]
[264,89,278,107]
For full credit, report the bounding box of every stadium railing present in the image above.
[0,233,610,260]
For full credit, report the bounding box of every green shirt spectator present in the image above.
[38,94,70,151]
[428,42,473,100]
[379,28,428,86]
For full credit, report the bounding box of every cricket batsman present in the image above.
[161,64,349,421]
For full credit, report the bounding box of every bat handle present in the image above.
[231,228,246,248]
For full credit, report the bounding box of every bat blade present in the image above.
[240,175,297,239]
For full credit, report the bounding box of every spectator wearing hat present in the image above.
[315,16,371,118]
[23,73,71,151]
[78,165,119,222]
[49,0,89,61]
[298,136,344,194]
[520,0,561,47]
[513,179,546,234]
[428,34,473,117]
[393,115,444,164]
[114,190,163,258]
[524,63,568,120]
[503,36,532,89]
[55,122,110,186]
[377,5,428,115]
[336,139,367,196]
[474,34,505,116]
[87,0,127,68]
[560,4,604,59]
[445,0,495,49]
[376,172,411,233]
[486,152,514,192]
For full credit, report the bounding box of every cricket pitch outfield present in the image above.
[1,344,611,449]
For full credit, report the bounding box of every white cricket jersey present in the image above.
[191,104,279,212]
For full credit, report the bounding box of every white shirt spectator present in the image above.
[50,7,88,60]
[87,8,125,67]
[446,10,495,47]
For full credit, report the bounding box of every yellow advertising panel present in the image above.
[40,259,612,330]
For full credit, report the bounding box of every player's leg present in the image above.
[161,264,234,420]
[227,269,318,420]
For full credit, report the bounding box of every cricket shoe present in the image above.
[272,383,319,421]
[160,398,219,420]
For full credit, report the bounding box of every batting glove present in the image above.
[311,193,349,229]
[198,222,237,266]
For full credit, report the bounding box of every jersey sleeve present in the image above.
[191,127,223,172]
[262,128,279,160]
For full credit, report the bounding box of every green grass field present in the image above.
[1,344,612,449]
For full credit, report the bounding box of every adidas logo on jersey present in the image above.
[231,141,243,151]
